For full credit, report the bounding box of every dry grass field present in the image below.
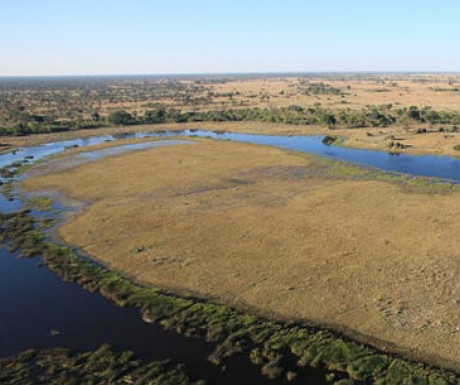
[81,74,460,114]
[202,75,460,111]
[69,74,459,118]
[23,139,460,366]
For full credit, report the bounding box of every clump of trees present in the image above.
[300,82,344,96]
[107,110,134,125]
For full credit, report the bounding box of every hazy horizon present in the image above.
[1,70,460,80]
[1,0,459,76]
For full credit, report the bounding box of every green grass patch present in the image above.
[25,196,54,212]
[227,178,250,185]
[289,150,460,193]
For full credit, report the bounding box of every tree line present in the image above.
[1,105,460,136]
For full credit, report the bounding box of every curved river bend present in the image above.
[2,129,459,180]
[1,129,459,384]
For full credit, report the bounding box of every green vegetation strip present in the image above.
[289,151,460,194]
[0,344,204,385]
[1,209,459,385]
[2,104,460,136]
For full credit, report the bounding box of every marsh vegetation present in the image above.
[0,345,205,385]
[1,208,459,385]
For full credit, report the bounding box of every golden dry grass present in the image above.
[205,76,460,111]
[95,75,460,113]
[24,139,460,365]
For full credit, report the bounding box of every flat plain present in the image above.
[23,138,460,366]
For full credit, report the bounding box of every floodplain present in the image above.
[23,137,460,367]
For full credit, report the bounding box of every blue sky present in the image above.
[0,0,458,76]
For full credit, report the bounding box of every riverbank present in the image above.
[1,121,460,157]
[1,208,460,385]
[22,138,460,368]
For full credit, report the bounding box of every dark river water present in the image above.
[1,129,459,384]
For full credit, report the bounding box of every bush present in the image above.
[322,135,338,145]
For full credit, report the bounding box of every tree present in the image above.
[144,108,166,123]
[108,111,134,125]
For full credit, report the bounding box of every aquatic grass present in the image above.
[289,150,460,193]
[0,344,204,385]
[0,158,47,202]
[1,180,14,200]
[25,196,54,212]
[37,216,58,230]
[0,166,15,178]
